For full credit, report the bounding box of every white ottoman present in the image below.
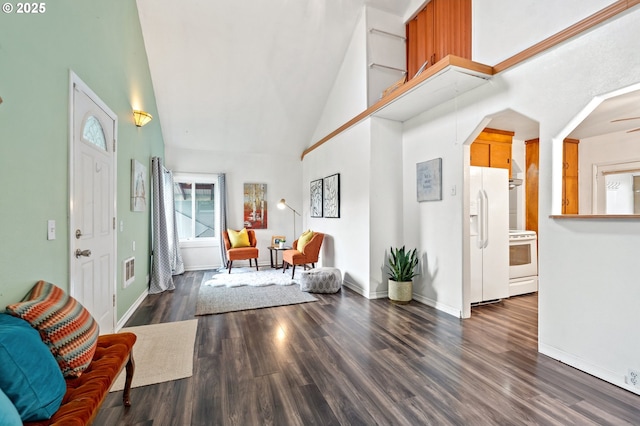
[299,267,342,293]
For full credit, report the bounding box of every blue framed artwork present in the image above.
[416,158,442,202]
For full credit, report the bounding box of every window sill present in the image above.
[179,239,219,248]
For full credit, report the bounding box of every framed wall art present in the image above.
[323,173,340,218]
[131,159,147,212]
[243,183,267,229]
[416,158,442,202]
[310,179,323,218]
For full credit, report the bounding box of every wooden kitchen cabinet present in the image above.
[525,138,539,235]
[470,128,514,177]
[562,138,579,214]
[469,142,490,167]
[406,0,471,79]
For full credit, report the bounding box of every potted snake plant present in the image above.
[387,246,419,304]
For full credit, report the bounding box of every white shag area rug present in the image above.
[196,268,317,315]
[203,267,300,287]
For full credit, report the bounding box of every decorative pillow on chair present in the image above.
[228,228,250,248]
[297,229,315,253]
[6,280,99,378]
[0,313,65,422]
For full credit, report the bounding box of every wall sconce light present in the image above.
[133,110,153,127]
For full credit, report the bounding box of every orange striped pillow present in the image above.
[6,281,99,378]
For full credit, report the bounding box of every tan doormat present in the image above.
[109,319,198,391]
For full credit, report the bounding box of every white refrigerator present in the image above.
[469,166,509,304]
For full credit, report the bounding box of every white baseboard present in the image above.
[342,279,367,298]
[539,343,640,396]
[343,280,462,318]
[184,262,272,272]
[115,289,148,331]
[368,289,388,299]
[412,293,462,318]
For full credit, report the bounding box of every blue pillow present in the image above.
[0,313,66,422]
[0,388,21,426]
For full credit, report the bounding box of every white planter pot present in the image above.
[388,280,412,304]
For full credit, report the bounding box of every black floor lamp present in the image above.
[277,198,301,241]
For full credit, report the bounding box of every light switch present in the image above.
[47,220,56,240]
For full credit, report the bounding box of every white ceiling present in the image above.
[568,88,640,139]
[472,90,640,143]
[136,1,639,157]
[136,0,412,157]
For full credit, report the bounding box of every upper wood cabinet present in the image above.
[470,128,514,177]
[562,138,579,214]
[406,0,471,79]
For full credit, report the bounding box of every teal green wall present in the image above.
[0,0,163,321]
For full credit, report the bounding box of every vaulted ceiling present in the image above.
[136,0,412,157]
[136,1,640,158]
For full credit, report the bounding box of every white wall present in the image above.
[310,8,368,144]
[472,0,616,65]
[578,132,640,214]
[402,100,473,317]
[302,122,372,295]
[366,7,406,106]
[306,0,640,395]
[403,7,640,393]
[165,146,302,270]
[369,118,403,297]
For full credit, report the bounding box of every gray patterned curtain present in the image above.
[218,173,228,271]
[167,166,184,277]
[150,157,183,294]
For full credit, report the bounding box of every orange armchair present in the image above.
[223,229,259,273]
[282,232,324,278]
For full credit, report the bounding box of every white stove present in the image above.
[508,229,538,296]
[509,229,537,240]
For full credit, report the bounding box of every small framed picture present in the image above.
[131,159,147,212]
[310,179,323,218]
[416,158,442,202]
[271,235,286,248]
[323,173,340,218]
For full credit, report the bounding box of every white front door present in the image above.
[70,74,117,333]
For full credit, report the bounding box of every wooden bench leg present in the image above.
[123,351,135,407]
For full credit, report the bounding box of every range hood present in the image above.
[509,178,523,189]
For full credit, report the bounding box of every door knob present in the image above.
[75,249,92,258]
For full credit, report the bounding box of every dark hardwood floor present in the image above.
[96,271,640,425]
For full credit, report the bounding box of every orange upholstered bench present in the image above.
[24,332,136,426]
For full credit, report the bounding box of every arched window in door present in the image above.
[82,115,107,151]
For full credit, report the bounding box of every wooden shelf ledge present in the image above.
[301,55,494,160]
[550,214,640,219]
